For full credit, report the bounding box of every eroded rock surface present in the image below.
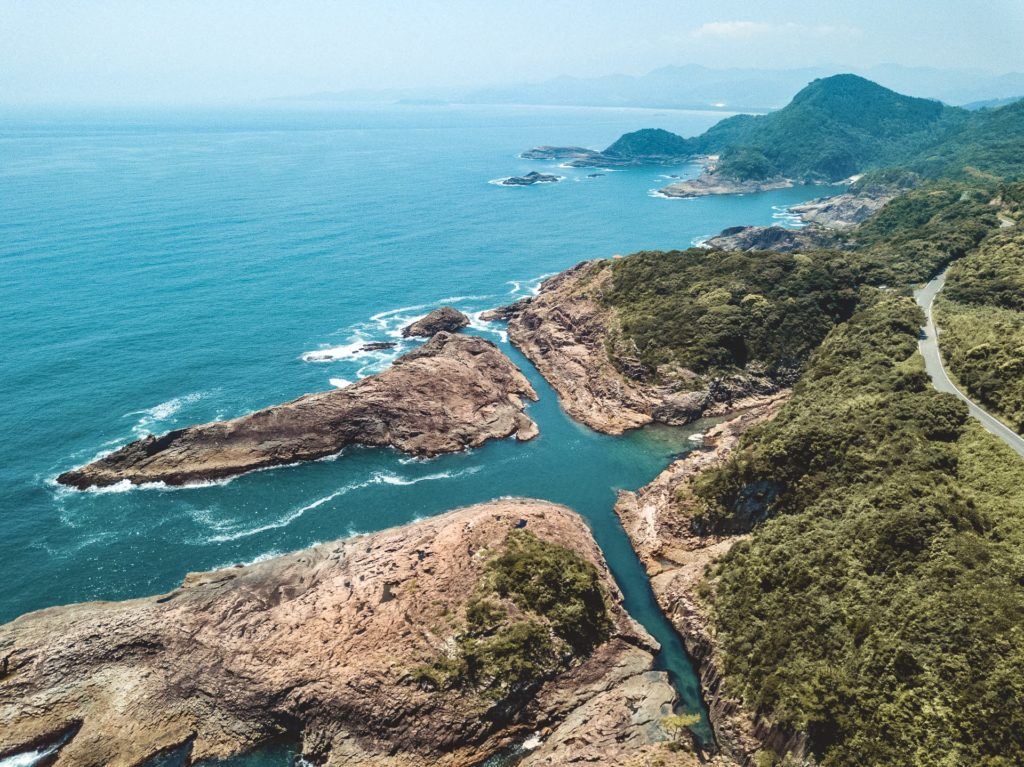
[614,396,808,765]
[658,173,793,198]
[789,188,896,229]
[491,261,783,435]
[58,333,536,489]
[0,500,692,767]
[401,307,470,337]
[703,224,846,253]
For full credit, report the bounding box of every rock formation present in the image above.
[401,306,470,337]
[58,333,536,489]
[788,187,896,229]
[499,171,562,186]
[703,224,847,253]
[658,172,793,198]
[519,146,602,162]
[487,261,783,435]
[0,500,705,767]
[614,395,809,765]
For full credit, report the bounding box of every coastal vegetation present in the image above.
[687,293,1024,766]
[413,530,612,699]
[937,228,1024,430]
[574,74,1024,185]
[604,249,859,378]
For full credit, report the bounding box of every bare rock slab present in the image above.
[58,333,536,489]
[0,500,682,767]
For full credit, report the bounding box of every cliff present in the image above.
[58,333,538,489]
[613,396,809,766]
[486,261,789,435]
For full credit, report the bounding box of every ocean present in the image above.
[0,102,833,764]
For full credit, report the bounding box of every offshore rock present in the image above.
[499,171,562,186]
[58,333,536,489]
[401,306,470,337]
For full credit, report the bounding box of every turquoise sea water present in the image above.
[0,103,833,763]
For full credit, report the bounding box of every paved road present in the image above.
[915,271,1024,458]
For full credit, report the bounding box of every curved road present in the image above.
[914,271,1024,458]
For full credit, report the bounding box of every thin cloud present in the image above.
[691,21,862,40]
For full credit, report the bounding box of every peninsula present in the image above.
[58,332,538,489]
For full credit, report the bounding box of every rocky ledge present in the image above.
[702,224,847,253]
[519,146,602,162]
[658,172,793,198]
[483,261,783,435]
[58,333,537,489]
[401,306,470,337]
[788,186,896,229]
[499,171,563,186]
[519,147,692,169]
[614,396,809,765]
[0,499,712,767]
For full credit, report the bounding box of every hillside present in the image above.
[530,75,1024,184]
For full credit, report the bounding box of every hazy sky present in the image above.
[2,0,1022,105]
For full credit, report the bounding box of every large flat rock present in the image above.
[58,333,538,489]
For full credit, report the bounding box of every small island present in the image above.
[498,170,563,186]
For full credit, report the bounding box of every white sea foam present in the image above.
[771,204,805,228]
[467,311,508,343]
[521,733,545,750]
[300,338,369,362]
[329,377,353,388]
[0,743,61,767]
[127,391,207,436]
[206,466,481,542]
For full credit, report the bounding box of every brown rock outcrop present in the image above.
[401,307,470,337]
[0,500,689,767]
[58,333,537,489]
[491,261,783,435]
[614,395,810,765]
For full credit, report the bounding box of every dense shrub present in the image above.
[694,294,1024,766]
[413,530,611,700]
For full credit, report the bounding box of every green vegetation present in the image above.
[605,249,859,379]
[852,182,998,285]
[594,74,1024,184]
[604,127,693,160]
[688,293,1024,766]
[413,530,612,700]
[937,228,1024,430]
[707,75,964,182]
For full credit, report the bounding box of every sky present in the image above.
[1,0,1022,105]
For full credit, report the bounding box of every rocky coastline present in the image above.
[483,261,785,435]
[613,395,810,766]
[58,332,538,489]
[788,186,896,229]
[702,224,847,253]
[657,171,793,198]
[0,499,710,767]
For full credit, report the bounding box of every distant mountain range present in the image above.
[281,64,1024,112]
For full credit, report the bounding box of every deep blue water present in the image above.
[0,103,833,764]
